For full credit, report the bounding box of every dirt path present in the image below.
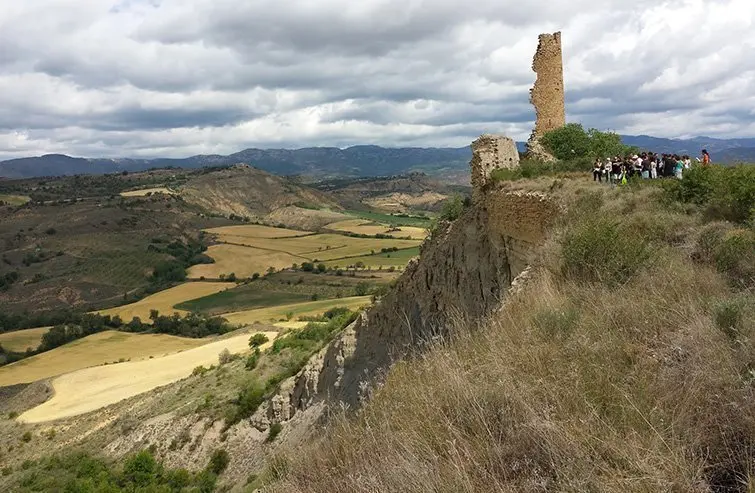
[17,330,278,424]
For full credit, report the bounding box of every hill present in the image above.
[1,136,754,181]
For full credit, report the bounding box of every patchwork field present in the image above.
[0,327,50,353]
[187,244,303,279]
[18,330,279,423]
[345,210,432,228]
[0,193,31,205]
[222,296,371,325]
[0,331,207,386]
[326,219,428,240]
[119,187,174,197]
[205,224,311,239]
[98,281,234,321]
[324,246,420,269]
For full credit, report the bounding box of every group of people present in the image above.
[592,149,712,184]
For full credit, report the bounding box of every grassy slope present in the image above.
[264,180,755,493]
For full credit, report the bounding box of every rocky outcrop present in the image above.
[526,32,566,162]
[252,135,559,430]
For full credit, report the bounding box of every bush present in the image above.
[714,229,755,289]
[266,422,282,443]
[245,348,261,370]
[249,333,270,348]
[21,431,32,443]
[561,218,651,286]
[218,348,234,365]
[207,449,230,475]
[713,298,747,340]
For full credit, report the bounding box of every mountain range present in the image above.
[1,135,753,180]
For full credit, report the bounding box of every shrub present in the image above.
[207,449,230,475]
[249,333,270,348]
[266,423,282,443]
[245,348,261,370]
[218,348,234,365]
[122,450,158,487]
[713,298,747,340]
[714,229,755,289]
[21,431,32,443]
[561,218,651,286]
[192,365,208,377]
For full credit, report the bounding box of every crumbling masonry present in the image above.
[526,32,566,161]
[470,134,519,202]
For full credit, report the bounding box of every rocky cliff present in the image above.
[252,135,559,431]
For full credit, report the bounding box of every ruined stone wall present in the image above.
[251,135,559,431]
[527,32,565,161]
[470,134,519,202]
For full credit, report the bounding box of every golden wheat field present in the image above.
[119,187,174,197]
[187,244,303,279]
[326,219,428,240]
[0,330,208,387]
[0,326,50,353]
[17,330,279,423]
[205,224,312,239]
[222,296,371,325]
[98,281,234,321]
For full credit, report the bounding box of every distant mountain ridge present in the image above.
[1,135,753,179]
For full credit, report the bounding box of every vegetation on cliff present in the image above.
[262,176,755,492]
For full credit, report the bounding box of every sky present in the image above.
[0,0,754,159]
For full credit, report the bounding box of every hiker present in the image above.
[701,149,711,166]
[593,159,603,182]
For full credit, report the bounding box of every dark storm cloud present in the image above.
[0,0,752,159]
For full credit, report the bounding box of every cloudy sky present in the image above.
[0,0,753,159]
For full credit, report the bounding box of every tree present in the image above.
[355,281,370,296]
[149,309,159,322]
[540,123,591,160]
[355,261,365,270]
[227,272,237,282]
[252,272,260,280]
[317,263,326,273]
[249,333,269,348]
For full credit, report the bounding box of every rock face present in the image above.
[526,32,566,161]
[252,135,559,430]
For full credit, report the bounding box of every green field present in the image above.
[175,274,386,315]
[346,210,431,228]
[324,246,420,269]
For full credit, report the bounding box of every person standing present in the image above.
[701,149,711,166]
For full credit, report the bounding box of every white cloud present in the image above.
[0,0,753,159]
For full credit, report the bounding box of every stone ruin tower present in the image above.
[470,134,519,203]
[526,32,565,161]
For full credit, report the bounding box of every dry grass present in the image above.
[187,244,303,279]
[0,326,50,352]
[119,187,174,197]
[0,330,207,386]
[98,281,234,321]
[17,330,278,423]
[223,296,371,325]
[205,224,312,239]
[265,181,755,493]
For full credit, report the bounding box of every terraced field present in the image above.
[0,327,50,353]
[222,296,372,325]
[98,281,234,321]
[0,330,207,386]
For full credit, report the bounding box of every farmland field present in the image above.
[324,246,420,269]
[326,219,428,240]
[224,234,420,261]
[98,281,234,321]
[187,244,303,279]
[0,327,50,353]
[345,210,432,228]
[0,330,208,386]
[222,296,371,325]
[205,224,311,239]
[177,287,311,315]
[17,330,279,423]
[119,187,174,197]
[0,193,31,205]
